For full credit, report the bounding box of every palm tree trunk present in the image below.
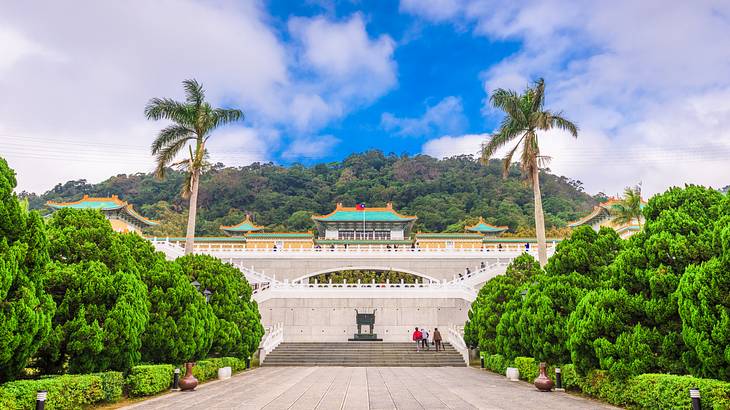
[184,171,200,255]
[531,163,548,267]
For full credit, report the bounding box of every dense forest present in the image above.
[23,151,602,236]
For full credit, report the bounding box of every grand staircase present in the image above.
[262,342,466,367]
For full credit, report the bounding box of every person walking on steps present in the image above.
[433,328,443,351]
[412,327,422,352]
[421,328,430,350]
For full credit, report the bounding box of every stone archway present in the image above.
[291,266,440,284]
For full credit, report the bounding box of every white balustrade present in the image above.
[446,324,470,366]
[259,322,284,363]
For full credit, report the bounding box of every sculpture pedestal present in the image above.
[348,333,383,341]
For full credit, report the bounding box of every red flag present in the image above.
[356,203,365,210]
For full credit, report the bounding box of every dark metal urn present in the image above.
[179,362,198,391]
[534,362,554,392]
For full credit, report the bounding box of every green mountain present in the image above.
[24,151,598,236]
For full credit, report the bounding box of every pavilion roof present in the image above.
[312,203,417,222]
[46,195,158,226]
[568,197,647,228]
[220,215,264,233]
[465,217,509,233]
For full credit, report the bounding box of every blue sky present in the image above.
[2,1,730,195]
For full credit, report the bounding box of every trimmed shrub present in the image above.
[92,371,124,403]
[513,357,538,382]
[188,357,248,381]
[484,354,509,375]
[627,374,730,410]
[126,364,174,397]
[559,364,582,391]
[0,374,104,410]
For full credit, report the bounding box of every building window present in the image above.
[337,230,391,240]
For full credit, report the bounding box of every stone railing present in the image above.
[149,238,557,257]
[252,279,478,303]
[446,324,470,366]
[259,322,284,363]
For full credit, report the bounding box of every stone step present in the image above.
[262,342,466,367]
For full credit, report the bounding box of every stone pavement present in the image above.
[122,367,620,410]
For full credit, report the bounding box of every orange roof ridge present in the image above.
[46,194,126,207]
[465,216,509,231]
[220,214,263,231]
[311,202,417,220]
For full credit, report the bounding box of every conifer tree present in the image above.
[0,157,55,382]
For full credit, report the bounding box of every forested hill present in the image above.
[25,151,601,236]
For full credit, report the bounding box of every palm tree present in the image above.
[481,79,578,267]
[145,79,243,254]
[612,185,644,228]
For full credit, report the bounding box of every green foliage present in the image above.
[559,364,582,390]
[125,364,174,397]
[39,209,150,374]
[627,374,730,410]
[92,371,124,403]
[513,357,539,382]
[572,186,727,379]
[0,157,55,382]
[122,234,218,364]
[308,270,419,284]
[483,354,510,375]
[677,215,730,380]
[177,255,264,359]
[35,152,596,234]
[577,371,730,410]
[0,374,106,410]
[464,253,540,350]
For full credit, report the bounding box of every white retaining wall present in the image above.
[258,297,470,342]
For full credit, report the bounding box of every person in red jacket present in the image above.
[412,327,422,352]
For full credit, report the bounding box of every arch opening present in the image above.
[292,266,439,284]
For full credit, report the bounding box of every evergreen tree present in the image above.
[464,254,541,351]
[677,211,730,380]
[121,234,218,364]
[0,158,55,382]
[40,209,150,373]
[177,254,264,359]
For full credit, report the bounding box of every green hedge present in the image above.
[185,357,247,382]
[93,371,124,403]
[559,364,581,390]
[126,364,174,397]
[513,357,539,382]
[484,354,510,375]
[627,374,730,410]
[0,373,111,410]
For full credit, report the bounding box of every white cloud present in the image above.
[0,3,397,193]
[409,0,730,195]
[421,133,486,158]
[282,135,340,160]
[288,13,397,102]
[381,96,467,137]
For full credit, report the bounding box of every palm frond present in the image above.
[490,89,527,125]
[530,78,545,112]
[501,139,523,178]
[549,112,579,137]
[154,138,189,178]
[211,108,244,130]
[183,79,205,107]
[481,120,522,162]
[144,98,195,125]
[151,124,195,155]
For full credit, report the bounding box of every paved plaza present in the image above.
[122,367,619,410]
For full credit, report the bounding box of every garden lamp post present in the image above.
[203,288,212,303]
[191,280,201,291]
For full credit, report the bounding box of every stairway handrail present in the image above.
[259,322,284,363]
[446,324,469,366]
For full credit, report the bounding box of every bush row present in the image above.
[479,353,730,409]
[0,372,122,410]
[0,357,251,407]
